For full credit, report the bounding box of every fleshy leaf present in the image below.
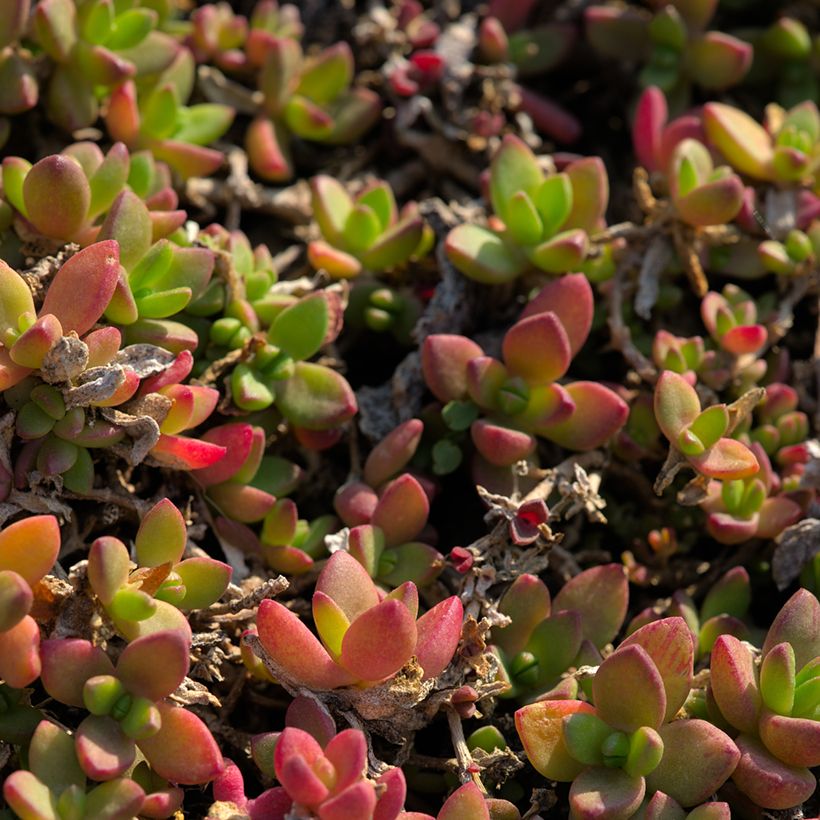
[415,596,463,679]
[709,635,761,734]
[619,618,694,722]
[729,734,814,810]
[437,782,490,820]
[135,499,186,568]
[256,599,355,689]
[569,766,645,820]
[541,381,628,450]
[645,720,740,807]
[592,644,666,732]
[339,598,417,681]
[515,699,597,782]
[40,240,120,336]
[495,574,551,658]
[137,701,224,785]
[116,631,189,701]
[371,474,429,547]
[554,564,628,649]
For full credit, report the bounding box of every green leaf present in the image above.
[356,183,396,231]
[442,400,479,432]
[81,0,115,45]
[760,642,796,715]
[343,204,381,254]
[432,439,462,475]
[506,190,543,246]
[106,8,156,50]
[268,294,329,362]
[687,404,728,450]
[534,174,573,237]
[141,85,179,140]
[296,42,353,104]
[445,224,527,284]
[173,104,234,146]
[562,713,609,765]
[490,135,544,225]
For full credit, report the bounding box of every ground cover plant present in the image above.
[0,0,818,818]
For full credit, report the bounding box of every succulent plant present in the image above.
[86,498,232,640]
[492,565,628,698]
[3,719,147,820]
[333,420,443,587]
[586,0,752,106]
[445,137,608,283]
[33,0,179,132]
[422,275,628,467]
[39,630,223,784]
[253,550,462,689]
[2,143,183,249]
[703,100,819,187]
[654,370,759,481]
[516,618,740,816]
[105,47,234,179]
[246,39,381,182]
[709,588,820,809]
[629,567,751,658]
[0,516,60,687]
[308,176,431,280]
[189,1,303,75]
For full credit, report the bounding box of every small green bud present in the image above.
[83,675,126,716]
[601,731,630,767]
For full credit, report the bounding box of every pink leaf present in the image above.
[730,734,815,811]
[318,781,377,820]
[471,420,536,467]
[415,597,463,680]
[339,599,417,681]
[76,715,135,780]
[502,313,571,384]
[710,635,761,734]
[256,599,355,690]
[137,702,224,785]
[274,727,329,808]
[540,381,628,450]
[192,423,257,487]
[633,86,667,173]
[150,435,227,470]
[422,335,484,402]
[371,474,429,547]
[116,631,190,701]
[520,273,593,356]
[40,638,114,707]
[324,729,367,793]
[437,782,490,820]
[40,240,120,335]
[315,551,380,622]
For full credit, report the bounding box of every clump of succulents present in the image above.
[251,550,462,690]
[492,565,628,699]
[516,617,740,815]
[0,1,819,818]
[586,0,752,105]
[709,589,820,809]
[445,137,608,283]
[246,38,381,182]
[423,274,628,469]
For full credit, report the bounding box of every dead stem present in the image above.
[606,261,658,384]
[446,706,486,794]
